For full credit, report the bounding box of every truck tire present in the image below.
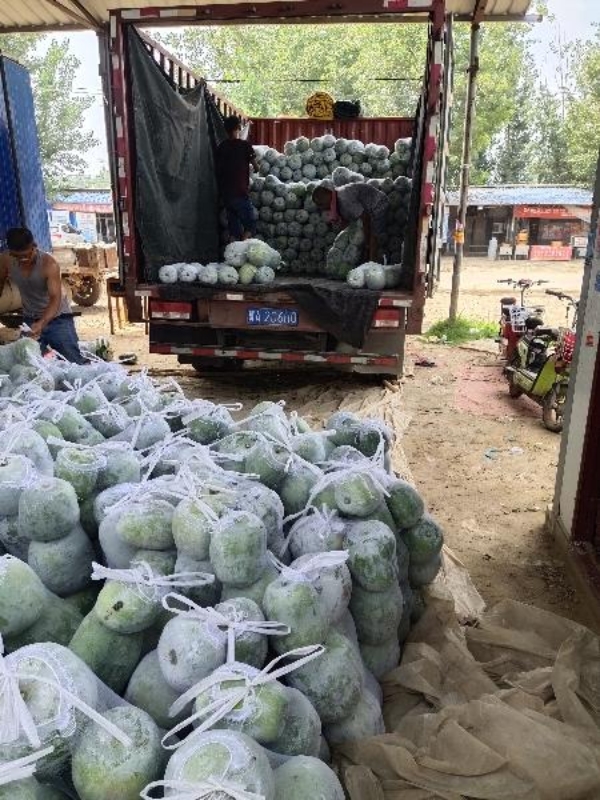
[190,357,243,374]
[72,276,101,307]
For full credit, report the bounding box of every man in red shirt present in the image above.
[216,116,258,242]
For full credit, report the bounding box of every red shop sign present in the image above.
[529,245,573,261]
[514,205,575,219]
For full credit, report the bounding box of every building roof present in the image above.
[446,185,594,208]
[55,190,112,205]
[0,0,534,33]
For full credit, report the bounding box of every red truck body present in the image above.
[103,1,451,375]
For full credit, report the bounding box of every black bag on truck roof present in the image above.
[333,100,361,120]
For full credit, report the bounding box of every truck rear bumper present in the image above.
[149,342,400,369]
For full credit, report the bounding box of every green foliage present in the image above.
[448,24,536,185]
[164,19,599,188]
[426,316,497,344]
[0,34,97,198]
[162,24,428,118]
[563,26,600,186]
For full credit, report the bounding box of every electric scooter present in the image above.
[504,290,579,433]
[497,278,548,361]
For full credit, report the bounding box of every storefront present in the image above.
[548,160,600,616]
[446,186,592,259]
[514,205,588,261]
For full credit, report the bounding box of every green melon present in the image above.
[125,649,190,730]
[69,612,144,694]
[4,593,82,651]
[71,706,162,800]
[350,582,404,646]
[344,520,398,592]
[286,630,362,724]
[28,526,95,597]
[402,514,444,565]
[263,576,329,654]
[209,510,267,588]
[386,478,425,529]
[0,555,49,635]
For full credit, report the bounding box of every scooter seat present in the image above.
[533,327,559,339]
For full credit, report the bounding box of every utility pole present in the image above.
[449,2,485,321]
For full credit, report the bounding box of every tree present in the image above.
[447,23,536,185]
[0,34,97,198]
[532,84,571,184]
[162,23,428,118]
[488,78,536,184]
[564,27,600,187]
[67,168,111,189]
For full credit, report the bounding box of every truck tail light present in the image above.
[149,300,192,320]
[372,309,401,329]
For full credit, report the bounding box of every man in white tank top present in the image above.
[0,227,85,363]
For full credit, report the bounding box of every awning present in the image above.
[0,0,535,33]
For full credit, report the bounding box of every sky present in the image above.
[50,0,599,175]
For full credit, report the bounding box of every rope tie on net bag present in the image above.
[181,400,243,427]
[267,549,349,583]
[90,561,216,604]
[230,399,286,430]
[161,592,290,667]
[139,431,208,480]
[0,635,131,749]
[141,777,265,800]
[162,642,324,750]
[304,457,391,513]
[45,437,108,472]
[0,747,55,787]
[319,429,388,473]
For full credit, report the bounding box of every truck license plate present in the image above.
[247,308,299,326]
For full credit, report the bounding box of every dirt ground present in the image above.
[5,256,597,630]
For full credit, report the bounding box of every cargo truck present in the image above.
[102,0,452,376]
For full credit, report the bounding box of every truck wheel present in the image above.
[190,357,243,374]
[72,276,101,307]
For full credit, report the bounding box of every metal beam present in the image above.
[471,0,488,25]
[114,0,433,25]
[0,22,85,33]
[40,0,92,28]
[454,13,543,22]
[66,0,102,29]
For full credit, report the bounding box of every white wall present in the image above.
[556,223,600,535]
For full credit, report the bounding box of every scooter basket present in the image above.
[557,329,576,364]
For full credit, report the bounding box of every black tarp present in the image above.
[128,28,225,278]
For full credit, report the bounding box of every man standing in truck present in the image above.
[216,115,258,242]
[312,183,390,260]
[0,227,86,363]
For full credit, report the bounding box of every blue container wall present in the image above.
[0,56,51,252]
[0,71,22,248]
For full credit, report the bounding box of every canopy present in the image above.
[0,0,535,34]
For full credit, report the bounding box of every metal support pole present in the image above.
[449,19,480,321]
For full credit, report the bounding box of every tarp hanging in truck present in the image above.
[127,27,224,277]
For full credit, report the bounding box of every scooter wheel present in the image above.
[542,386,565,433]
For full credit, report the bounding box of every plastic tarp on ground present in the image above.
[335,562,600,800]
[127,28,224,278]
